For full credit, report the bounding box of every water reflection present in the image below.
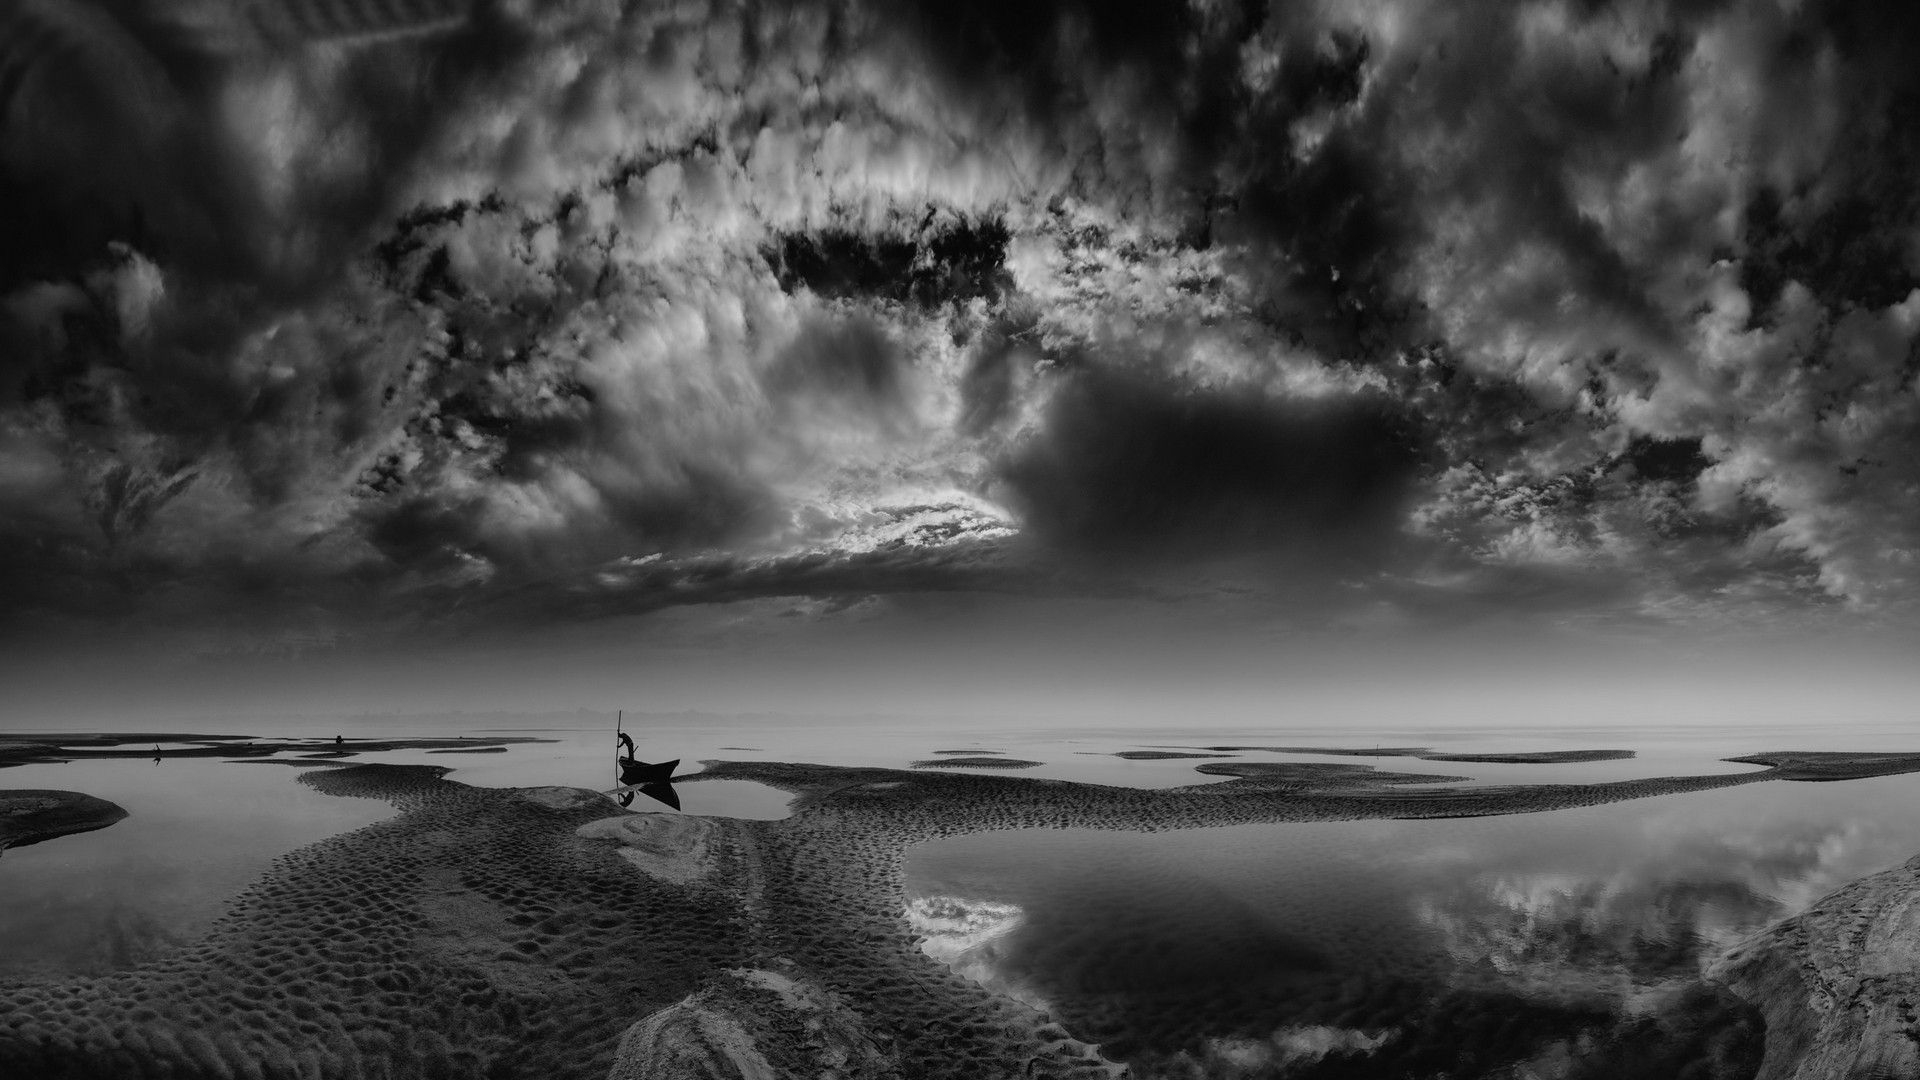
[0,759,395,981]
[906,775,1920,1078]
[615,782,680,810]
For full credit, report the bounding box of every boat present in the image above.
[607,710,680,808]
[618,756,679,786]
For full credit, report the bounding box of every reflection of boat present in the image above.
[619,757,679,786]
[619,782,680,811]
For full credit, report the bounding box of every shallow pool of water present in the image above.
[0,757,395,981]
[904,771,1920,1077]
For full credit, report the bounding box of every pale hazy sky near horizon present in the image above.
[4,1,1920,726]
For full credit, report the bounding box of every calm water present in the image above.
[905,770,1920,1077]
[6,713,1920,1074]
[0,757,396,980]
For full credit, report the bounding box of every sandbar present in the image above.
[0,789,129,853]
[1199,745,1637,764]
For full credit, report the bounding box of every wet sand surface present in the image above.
[7,750,1920,1077]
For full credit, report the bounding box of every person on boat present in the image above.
[617,731,636,758]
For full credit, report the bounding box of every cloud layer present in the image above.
[4,0,1919,651]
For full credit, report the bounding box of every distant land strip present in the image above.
[0,734,555,768]
[1193,746,1638,764]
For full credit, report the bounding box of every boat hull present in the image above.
[618,757,678,786]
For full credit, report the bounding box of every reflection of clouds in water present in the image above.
[1705,816,1886,913]
[1418,814,1898,997]
[1418,874,1768,1001]
[900,783,1920,1078]
[905,895,1049,1010]
[0,890,194,980]
[1189,1025,1396,1077]
[905,894,1405,1079]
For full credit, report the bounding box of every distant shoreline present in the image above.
[0,733,559,770]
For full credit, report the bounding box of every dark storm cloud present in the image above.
[764,317,906,421]
[0,0,497,295]
[1616,436,1711,488]
[1736,1,1920,322]
[954,310,1041,438]
[763,216,1012,309]
[876,0,1208,184]
[999,368,1422,562]
[5,0,1920,647]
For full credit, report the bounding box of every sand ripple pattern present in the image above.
[0,764,747,1079]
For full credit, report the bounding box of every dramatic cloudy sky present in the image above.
[3,0,1918,719]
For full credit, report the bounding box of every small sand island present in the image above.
[1199,745,1639,764]
[0,789,128,854]
[909,756,1043,769]
[8,748,1920,1077]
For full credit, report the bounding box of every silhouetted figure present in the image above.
[617,731,636,758]
[335,735,344,746]
[152,745,161,766]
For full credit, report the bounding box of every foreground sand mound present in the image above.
[576,813,720,884]
[611,996,778,1080]
[1711,852,1920,1080]
[609,968,892,1080]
